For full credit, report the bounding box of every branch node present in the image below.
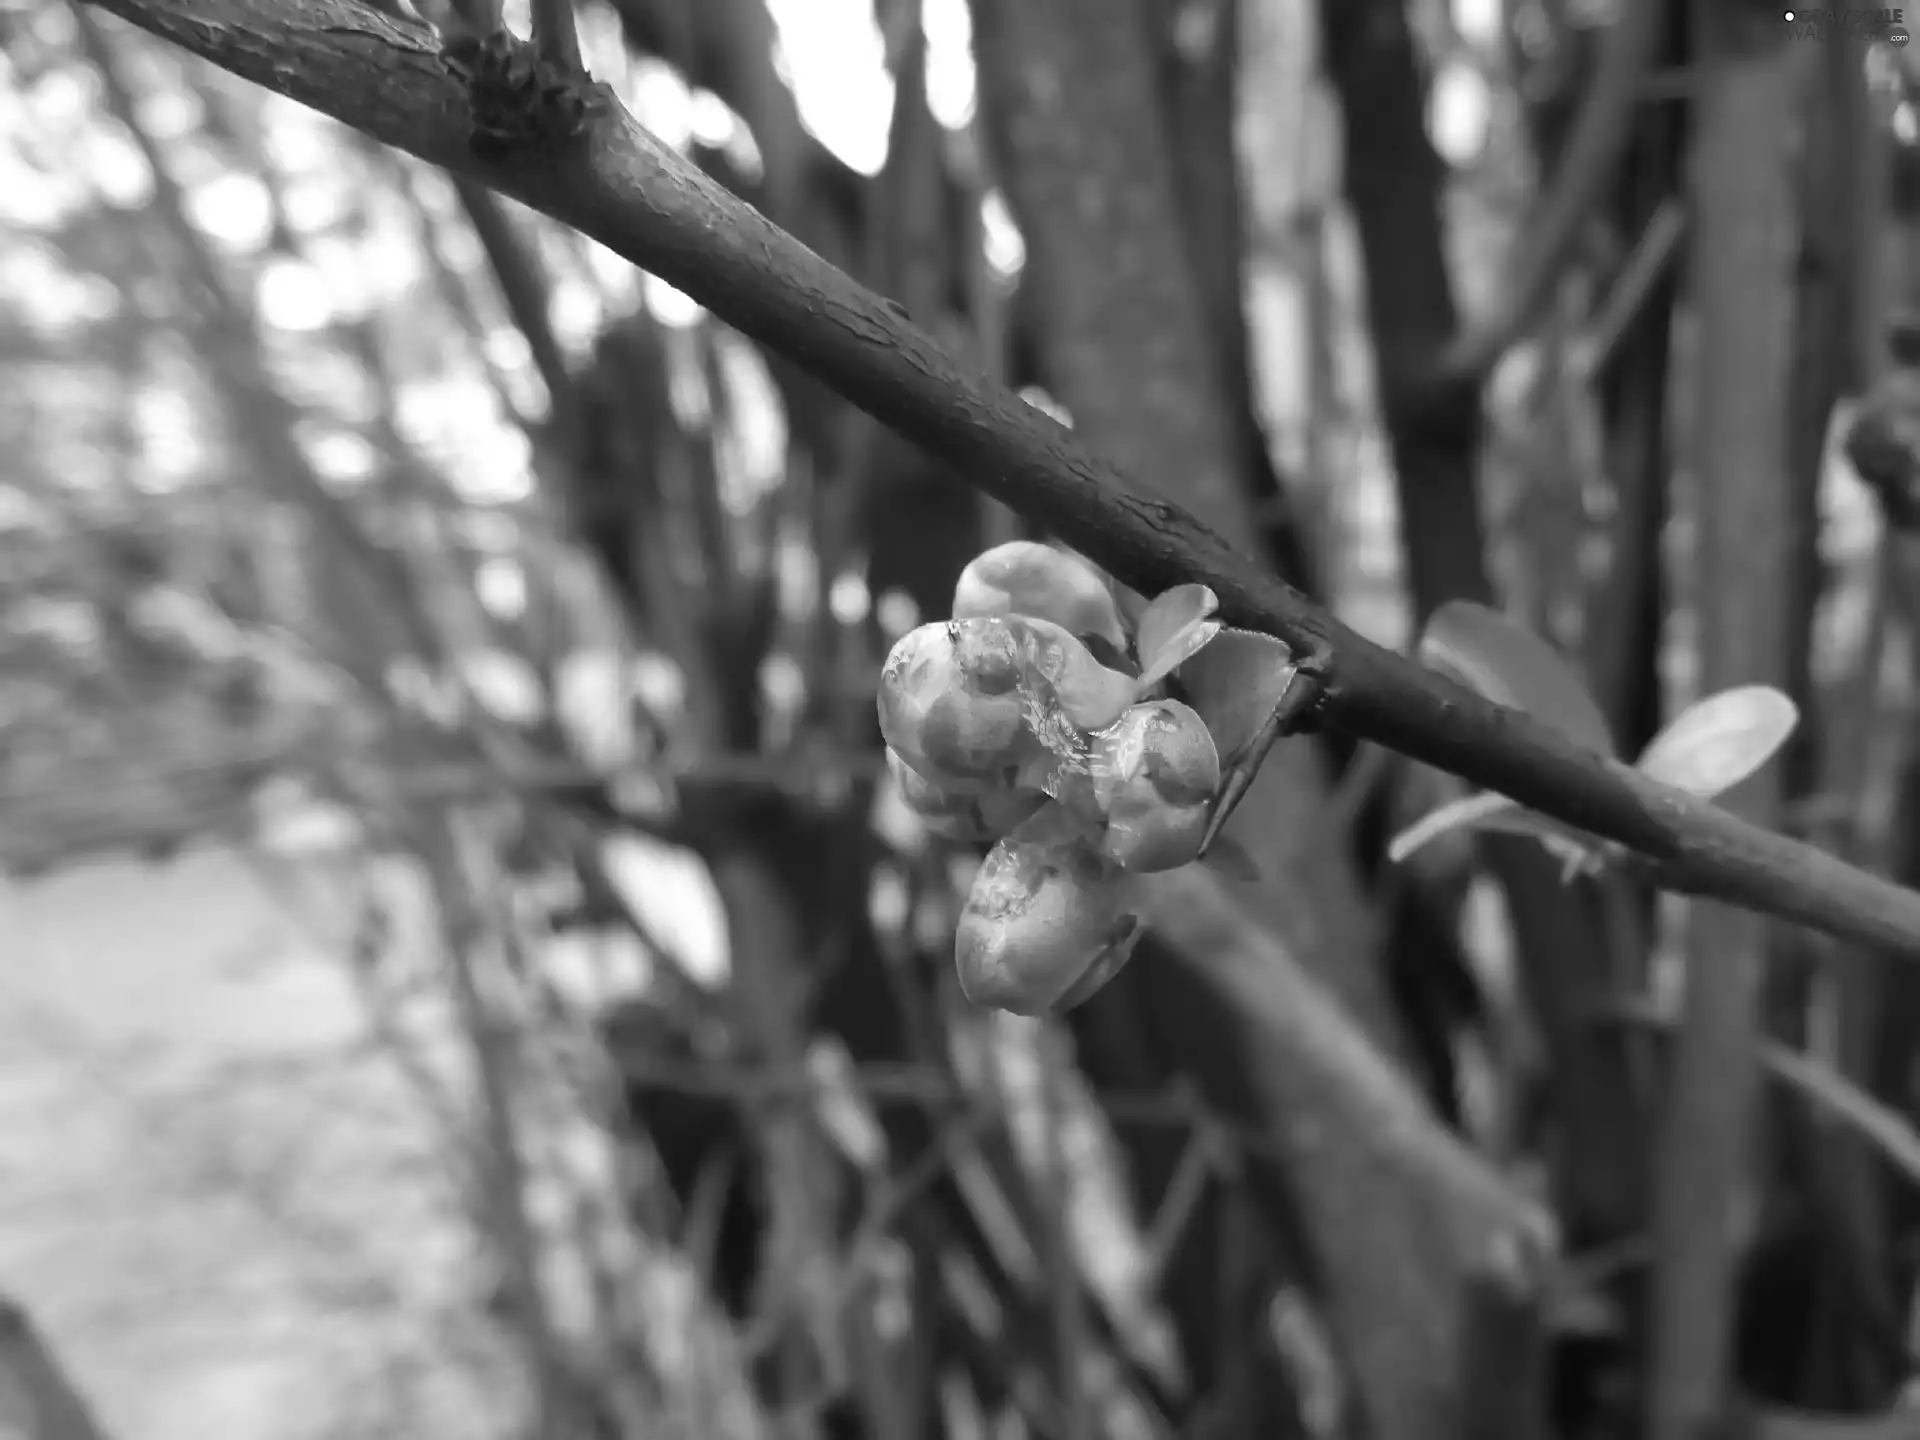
[439,29,595,160]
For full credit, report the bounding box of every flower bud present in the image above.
[955,820,1142,1016]
[887,747,1046,843]
[995,614,1138,734]
[1094,700,1220,873]
[952,541,1128,651]
[878,622,1029,790]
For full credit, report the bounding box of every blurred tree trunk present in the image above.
[1320,0,1646,1257]
[1647,8,1807,1438]
[1577,13,1686,1216]
[969,0,1395,1047]
[1768,28,1892,1410]
[551,16,1170,1424]
[1145,0,1321,595]
[0,1297,114,1440]
[1573,0,1687,766]
[969,4,1535,1438]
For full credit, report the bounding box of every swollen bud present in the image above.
[887,747,1046,843]
[878,621,1030,790]
[955,812,1143,1016]
[996,614,1139,734]
[952,541,1128,651]
[1094,700,1220,873]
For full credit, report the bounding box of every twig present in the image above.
[1569,197,1688,384]
[77,0,1920,953]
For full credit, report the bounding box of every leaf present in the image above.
[1634,685,1799,798]
[1137,619,1221,692]
[1418,600,1614,756]
[1387,791,1582,865]
[1174,627,1295,760]
[1006,614,1139,732]
[1134,585,1220,687]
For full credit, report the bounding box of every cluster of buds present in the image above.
[876,542,1294,1016]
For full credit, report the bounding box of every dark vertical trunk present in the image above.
[1585,0,1687,764]
[970,5,1535,1439]
[1145,0,1321,596]
[970,0,1398,1044]
[1646,8,1804,1437]
[1320,0,1648,1258]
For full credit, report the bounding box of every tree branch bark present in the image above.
[79,0,1920,962]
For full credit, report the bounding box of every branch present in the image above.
[81,0,1920,959]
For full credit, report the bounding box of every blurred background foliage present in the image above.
[3,0,1920,1437]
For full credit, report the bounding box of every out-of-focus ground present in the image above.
[0,846,482,1438]
[0,820,741,1438]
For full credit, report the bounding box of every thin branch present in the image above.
[452,180,578,431]
[80,0,1920,959]
[1569,196,1687,384]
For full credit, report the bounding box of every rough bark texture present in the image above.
[1648,10,1808,1438]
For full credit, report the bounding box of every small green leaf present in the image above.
[1174,627,1295,760]
[1137,619,1222,692]
[1134,585,1220,682]
[1007,614,1139,732]
[1388,790,1605,862]
[1634,685,1799,798]
[1418,601,1614,756]
[1390,792,1527,863]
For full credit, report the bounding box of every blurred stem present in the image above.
[453,182,579,439]
[1646,10,1808,1438]
[1040,1028,1091,1440]
[417,818,581,1438]
[0,1295,116,1440]
[1322,0,1645,1253]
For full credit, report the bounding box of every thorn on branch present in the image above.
[439,24,595,161]
[1197,639,1332,858]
